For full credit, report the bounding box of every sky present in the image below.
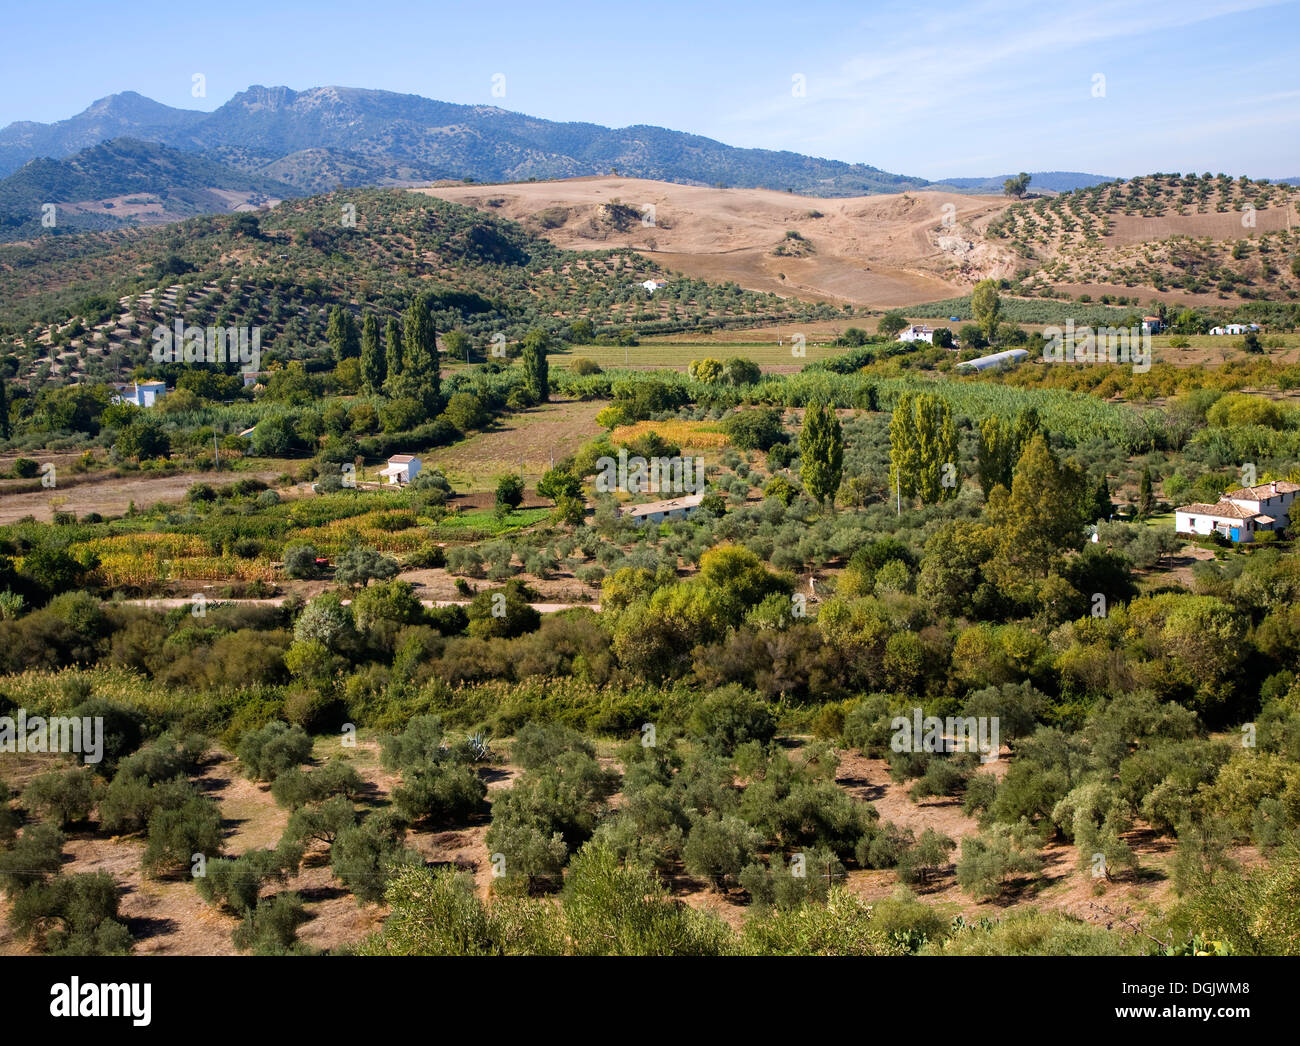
[3,0,1299,180]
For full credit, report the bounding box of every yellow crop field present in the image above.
[609,420,730,449]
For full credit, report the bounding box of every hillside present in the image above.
[0,138,300,241]
[989,173,1300,303]
[0,186,843,385]
[420,177,1020,307]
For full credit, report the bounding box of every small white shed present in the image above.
[379,454,422,486]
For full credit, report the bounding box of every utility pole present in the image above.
[214,431,220,472]
[896,470,901,517]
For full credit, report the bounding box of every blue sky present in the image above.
[4,0,1298,179]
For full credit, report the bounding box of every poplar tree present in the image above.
[521,328,550,403]
[890,392,959,505]
[798,401,843,511]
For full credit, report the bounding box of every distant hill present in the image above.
[932,171,1115,194]
[0,92,207,177]
[0,138,301,241]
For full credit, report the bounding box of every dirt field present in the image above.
[421,397,605,492]
[416,177,1017,308]
[0,467,292,524]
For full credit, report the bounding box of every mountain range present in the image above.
[0,85,1117,241]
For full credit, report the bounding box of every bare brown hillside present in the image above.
[415,177,1019,308]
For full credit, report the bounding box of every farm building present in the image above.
[1209,324,1258,336]
[954,348,1029,372]
[620,493,705,525]
[641,279,668,293]
[1141,316,1164,333]
[378,454,422,486]
[111,380,168,408]
[897,325,936,344]
[1175,480,1299,543]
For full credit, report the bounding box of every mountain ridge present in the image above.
[0,85,1115,198]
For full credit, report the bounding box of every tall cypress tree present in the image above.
[384,317,402,386]
[396,292,440,412]
[1138,466,1155,518]
[327,305,360,363]
[360,313,384,394]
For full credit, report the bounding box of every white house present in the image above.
[112,380,167,408]
[641,279,668,293]
[897,325,935,344]
[1141,316,1164,334]
[1175,480,1300,543]
[378,454,422,486]
[620,493,705,525]
[1209,323,1259,336]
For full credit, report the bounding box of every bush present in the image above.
[689,686,777,754]
[332,812,421,904]
[683,814,760,889]
[232,892,311,954]
[195,849,294,916]
[283,545,322,579]
[22,768,100,828]
[142,794,222,876]
[495,475,525,513]
[8,872,133,955]
[270,759,364,810]
[391,763,487,826]
[0,823,66,892]
[725,408,786,452]
[236,721,314,782]
[512,721,595,770]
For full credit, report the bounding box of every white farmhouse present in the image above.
[378,454,422,486]
[111,380,168,408]
[1174,480,1299,543]
[641,279,668,293]
[620,493,705,525]
[897,325,935,344]
[1209,323,1259,336]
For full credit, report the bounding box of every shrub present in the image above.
[391,763,487,825]
[688,686,777,754]
[0,823,66,892]
[236,721,314,782]
[270,759,364,810]
[332,812,422,904]
[231,892,311,954]
[8,872,133,955]
[22,768,100,828]
[143,794,222,876]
